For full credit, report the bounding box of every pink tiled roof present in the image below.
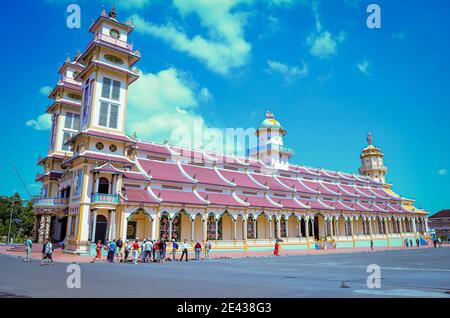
[275,198,306,210]
[156,189,206,205]
[354,186,376,199]
[338,184,360,197]
[138,159,194,184]
[250,173,293,192]
[182,164,232,187]
[301,180,337,196]
[123,171,149,181]
[124,188,159,204]
[136,142,171,156]
[236,194,279,209]
[198,192,247,207]
[277,177,316,194]
[218,169,265,190]
[330,201,355,211]
[306,199,334,210]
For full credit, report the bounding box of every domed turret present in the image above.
[358,132,388,183]
[248,111,294,171]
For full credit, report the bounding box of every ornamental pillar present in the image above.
[90,208,97,242]
[298,218,302,237]
[191,217,195,242]
[215,219,219,240]
[269,217,273,239]
[233,218,237,240]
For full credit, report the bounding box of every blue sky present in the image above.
[1,0,449,214]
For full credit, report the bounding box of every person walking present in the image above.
[416,238,420,248]
[274,241,280,256]
[409,239,413,248]
[107,240,116,262]
[194,241,202,261]
[154,239,160,262]
[158,239,165,263]
[132,239,140,264]
[404,238,409,248]
[180,239,189,262]
[152,240,157,262]
[40,239,54,265]
[24,237,32,262]
[370,239,374,251]
[144,239,152,263]
[171,239,178,261]
[433,239,437,248]
[204,240,212,261]
[141,240,147,263]
[91,240,103,263]
[162,239,167,262]
[124,241,130,263]
[116,238,123,262]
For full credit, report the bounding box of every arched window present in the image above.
[98,177,110,194]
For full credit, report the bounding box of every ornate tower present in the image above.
[358,132,388,183]
[248,111,295,171]
[75,6,140,135]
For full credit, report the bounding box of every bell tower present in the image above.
[358,132,388,183]
[75,6,141,135]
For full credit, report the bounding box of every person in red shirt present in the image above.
[274,241,280,256]
[91,240,102,263]
[132,239,140,264]
[194,241,202,261]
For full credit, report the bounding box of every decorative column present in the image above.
[336,219,340,237]
[311,218,315,237]
[330,218,334,237]
[95,174,100,193]
[215,218,219,240]
[276,217,281,238]
[269,217,273,239]
[285,218,289,238]
[305,217,310,238]
[110,209,116,240]
[202,212,207,243]
[253,218,257,239]
[425,217,429,234]
[151,214,156,240]
[412,218,417,234]
[233,218,237,240]
[324,218,328,237]
[298,218,302,237]
[191,217,195,242]
[169,218,173,241]
[243,217,247,240]
[90,208,97,242]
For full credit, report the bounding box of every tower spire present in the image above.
[109,4,117,19]
[367,131,373,146]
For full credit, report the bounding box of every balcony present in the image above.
[96,32,133,51]
[33,197,69,207]
[61,76,82,87]
[91,193,118,204]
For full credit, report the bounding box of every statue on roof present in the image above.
[265,111,274,119]
[367,131,373,146]
[108,5,117,19]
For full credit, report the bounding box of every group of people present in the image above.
[404,238,421,248]
[91,238,213,264]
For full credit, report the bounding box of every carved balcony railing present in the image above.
[91,193,118,204]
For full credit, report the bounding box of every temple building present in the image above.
[33,8,430,255]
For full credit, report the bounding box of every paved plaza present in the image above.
[0,247,449,298]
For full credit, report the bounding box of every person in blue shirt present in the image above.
[24,237,32,262]
[107,240,116,262]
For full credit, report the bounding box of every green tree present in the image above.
[0,193,35,243]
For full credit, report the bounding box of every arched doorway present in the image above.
[207,214,217,240]
[94,215,108,244]
[338,215,346,236]
[127,210,152,241]
[219,211,233,240]
[314,214,325,240]
[256,213,270,239]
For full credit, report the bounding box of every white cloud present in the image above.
[266,59,309,82]
[437,169,447,176]
[39,86,52,96]
[199,87,213,102]
[97,0,152,10]
[357,59,370,76]
[131,0,252,76]
[307,31,346,59]
[126,68,209,145]
[306,1,346,59]
[26,114,52,131]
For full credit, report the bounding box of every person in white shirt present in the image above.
[180,239,189,262]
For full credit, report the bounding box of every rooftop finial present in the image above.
[109,4,117,19]
[367,131,373,146]
[265,110,274,119]
[101,6,107,17]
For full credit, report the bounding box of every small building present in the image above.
[429,210,450,242]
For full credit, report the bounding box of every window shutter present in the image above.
[73,114,80,131]
[102,77,111,99]
[111,80,121,101]
[109,104,119,129]
[99,102,109,127]
[64,112,73,129]
[62,131,70,151]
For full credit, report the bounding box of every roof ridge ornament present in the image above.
[367,131,373,146]
[108,5,117,19]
